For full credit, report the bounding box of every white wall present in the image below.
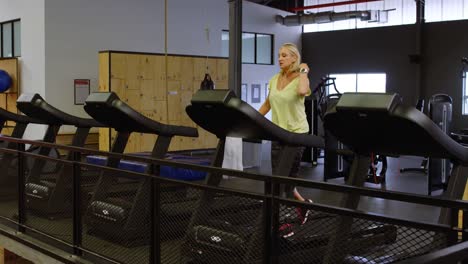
[43,0,300,117]
[0,0,47,139]
[7,0,301,142]
[44,0,165,122]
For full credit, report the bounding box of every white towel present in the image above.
[222,137,243,179]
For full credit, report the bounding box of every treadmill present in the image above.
[82,92,199,245]
[182,90,397,264]
[0,106,45,200]
[322,93,468,263]
[16,93,105,217]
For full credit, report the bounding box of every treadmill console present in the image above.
[85,92,119,107]
[17,93,41,104]
[191,89,236,105]
[336,93,402,113]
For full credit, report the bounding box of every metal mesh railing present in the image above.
[0,150,19,220]
[81,165,150,264]
[0,138,465,264]
[277,201,448,264]
[22,152,73,244]
[178,189,265,264]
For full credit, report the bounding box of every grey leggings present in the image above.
[271,141,305,198]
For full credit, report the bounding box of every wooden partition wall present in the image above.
[0,58,19,136]
[98,51,228,153]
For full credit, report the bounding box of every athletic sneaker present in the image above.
[278,223,295,238]
[296,199,313,225]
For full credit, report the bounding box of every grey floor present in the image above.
[224,155,445,224]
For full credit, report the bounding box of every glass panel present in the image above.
[464,75,468,115]
[221,30,229,58]
[442,0,464,21]
[303,0,417,33]
[356,73,386,93]
[328,73,357,94]
[464,97,468,115]
[242,33,255,63]
[426,0,443,22]
[13,20,20,57]
[426,0,465,22]
[333,3,354,31]
[256,34,272,64]
[2,23,13,57]
[401,0,416,24]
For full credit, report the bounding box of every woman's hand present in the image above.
[297,63,311,96]
[299,63,309,73]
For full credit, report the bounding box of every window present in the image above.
[328,73,387,94]
[303,0,416,33]
[425,0,468,23]
[221,30,273,65]
[1,19,21,58]
[462,72,468,115]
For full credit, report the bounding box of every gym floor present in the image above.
[228,155,444,224]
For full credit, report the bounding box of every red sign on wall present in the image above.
[74,79,90,105]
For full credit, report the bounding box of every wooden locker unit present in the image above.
[0,58,19,93]
[216,59,229,82]
[126,54,140,82]
[98,52,110,92]
[153,56,166,101]
[99,51,228,153]
[179,56,194,91]
[138,55,155,80]
[125,132,141,154]
[140,133,157,152]
[167,55,183,81]
[193,57,217,81]
[98,52,111,151]
[2,127,13,136]
[139,79,155,111]
[110,78,126,95]
[124,89,141,112]
[110,53,127,79]
[6,93,18,114]
[167,80,182,123]
[216,80,228,90]
[140,110,158,152]
[99,127,110,152]
[180,90,194,124]
[0,94,6,110]
[0,58,19,128]
[152,101,168,123]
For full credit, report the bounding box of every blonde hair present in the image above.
[280,43,301,74]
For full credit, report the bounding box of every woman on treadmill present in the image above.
[258,43,313,225]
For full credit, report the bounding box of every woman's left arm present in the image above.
[297,63,311,96]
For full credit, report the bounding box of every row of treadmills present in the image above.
[0,89,467,263]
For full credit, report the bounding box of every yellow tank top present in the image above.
[268,73,310,133]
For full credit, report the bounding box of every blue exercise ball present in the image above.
[0,70,12,93]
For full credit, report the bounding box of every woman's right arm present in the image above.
[258,96,271,115]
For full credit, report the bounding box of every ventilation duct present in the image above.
[276,10,392,26]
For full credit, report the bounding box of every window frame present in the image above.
[462,71,468,115]
[327,72,387,95]
[1,18,21,58]
[222,30,274,65]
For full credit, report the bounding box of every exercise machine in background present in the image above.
[312,77,387,184]
[399,94,453,195]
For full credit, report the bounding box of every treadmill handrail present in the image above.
[0,107,45,125]
[17,93,104,128]
[84,92,198,137]
[186,90,324,148]
[323,93,468,164]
